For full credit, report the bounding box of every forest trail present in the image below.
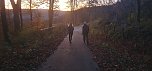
[37,26,99,71]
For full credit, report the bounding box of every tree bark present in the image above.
[0,0,11,45]
[30,0,33,24]
[19,1,23,30]
[10,0,21,32]
[137,0,141,24]
[49,0,55,27]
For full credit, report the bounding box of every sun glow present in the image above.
[37,0,70,11]
[5,0,119,11]
[5,0,70,11]
[58,0,70,11]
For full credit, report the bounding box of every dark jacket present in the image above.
[82,24,89,35]
[68,25,74,34]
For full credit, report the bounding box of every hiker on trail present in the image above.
[82,22,89,45]
[68,23,74,43]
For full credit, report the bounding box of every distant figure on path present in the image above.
[68,23,74,43]
[82,22,89,45]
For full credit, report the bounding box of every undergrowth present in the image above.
[0,24,68,71]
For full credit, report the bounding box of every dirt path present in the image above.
[37,26,99,71]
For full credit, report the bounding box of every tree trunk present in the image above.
[48,10,53,27]
[19,2,23,30]
[13,6,21,32]
[10,0,21,32]
[0,0,11,45]
[30,0,33,24]
[49,0,54,27]
[137,0,141,24]
[70,0,75,24]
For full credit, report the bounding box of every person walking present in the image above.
[68,23,74,43]
[82,22,89,45]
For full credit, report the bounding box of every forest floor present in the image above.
[0,24,151,71]
[0,24,67,71]
[89,28,152,71]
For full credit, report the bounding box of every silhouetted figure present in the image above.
[82,22,89,45]
[68,24,74,43]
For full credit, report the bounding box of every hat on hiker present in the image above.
[84,21,87,24]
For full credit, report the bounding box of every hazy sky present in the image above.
[5,0,69,11]
[5,0,118,11]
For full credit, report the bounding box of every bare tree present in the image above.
[0,0,11,45]
[10,0,22,32]
[49,0,55,27]
[19,1,23,29]
[30,0,33,24]
[68,0,78,24]
[137,0,141,24]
